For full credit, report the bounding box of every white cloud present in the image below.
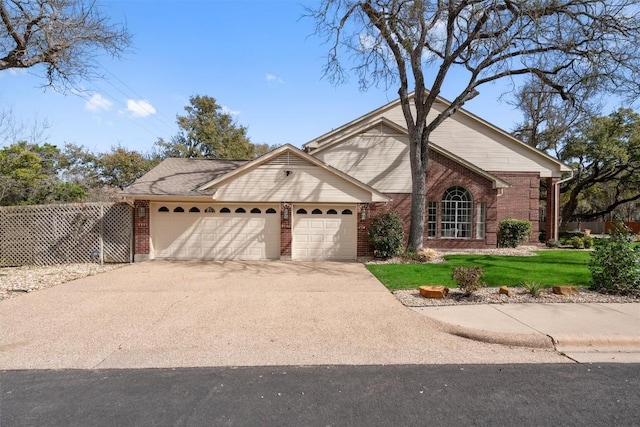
[221,105,240,116]
[126,99,156,117]
[266,73,284,84]
[85,93,113,112]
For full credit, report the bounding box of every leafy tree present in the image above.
[0,0,132,89]
[156,95,257,159]
[589,222,640,295]
[309,0,640,251]
[560,109,640,224]
[0,140,86,205]
[63,144,159,191]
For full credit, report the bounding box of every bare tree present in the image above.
[510,77,601,156]
[309,0,640,251]
[0,0,132,89]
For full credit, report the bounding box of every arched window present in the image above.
[312,208,323,214]
[341,209,352,215]
[235,207,246,213]
[158,206,169,212]
[266,208,277,214]
[189,207,200,213]
[441,187,472,238]
[327,209,337,215]
[250,208,261,214]
[220,207,231,213]
[173,207,184,213]
[296,208,307,214]
[204,207,215,213]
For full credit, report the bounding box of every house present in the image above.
[123,93,571,261]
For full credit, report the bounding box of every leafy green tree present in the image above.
[155,95,257,159]
[0,141,86,205]
[63,144,159,191]
[309,0,640,251]
[560,109,640,224]
[0,0,132,89]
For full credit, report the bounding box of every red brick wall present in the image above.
[492,172,540,244]
[133,200,150,255]
[369,150,503,249]
[357,203,373,257]
[280,202,292,258]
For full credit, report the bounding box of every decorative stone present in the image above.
[419,286,449,299]
[499,286,511,296]
[552,286,579,296]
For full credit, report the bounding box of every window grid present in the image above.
[427,201,437,238]
[476,202,486,239]
[441,187,472,239]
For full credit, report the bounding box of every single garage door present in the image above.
[151,203,280,260]
[292,205,357,260]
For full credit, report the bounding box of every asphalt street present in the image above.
[1,364,639,426]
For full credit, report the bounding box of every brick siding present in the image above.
[280,202,292,258]
[133,200,150,255]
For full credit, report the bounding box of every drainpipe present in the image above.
[552,171,574,241]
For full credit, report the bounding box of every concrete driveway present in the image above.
[0,261,566,369]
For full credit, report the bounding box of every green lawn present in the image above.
[366,250,592,291]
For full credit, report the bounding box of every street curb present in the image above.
[429,317,555,349]
[552,335,640,350]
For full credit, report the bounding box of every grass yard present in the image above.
[367,250,592,291]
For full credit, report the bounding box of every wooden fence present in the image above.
[0,203,132,267]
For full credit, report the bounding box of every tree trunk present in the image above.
[407,127,428,251]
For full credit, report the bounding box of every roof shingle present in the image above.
[122,158,248,196]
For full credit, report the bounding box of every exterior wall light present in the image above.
[360,208,366,221]
[283,207,289,220]
[138,206,146,218]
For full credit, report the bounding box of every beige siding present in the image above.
[212,162,373,203]
[312,100,563,178]
[313,134,412,193]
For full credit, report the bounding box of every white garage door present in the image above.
[151,203,280,260]
[292,205,357,260]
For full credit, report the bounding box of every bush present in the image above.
[546,239,560,248]
[568,236,585,249]
[589,222,640,295]
[582,235,594,249]
[498,219,532,248]
[451,266,486,296]
[368,211,404,258]
[403,247,440,263]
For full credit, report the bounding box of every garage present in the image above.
[151,203,280,260]
[292,205,357,260]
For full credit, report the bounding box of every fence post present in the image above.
[99,203,104,265]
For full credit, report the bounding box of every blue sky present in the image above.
[1,0,528,155]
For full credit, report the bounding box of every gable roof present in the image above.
[304,92,572,174]
[122,158,249,197]
[197,144,390,202]
[308,117,510,189]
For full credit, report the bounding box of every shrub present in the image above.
[498,219,532,248]
[404,247,440,263]
[568,236,585,249]
[589,222,640,295]
[546,239,560,248]
[451,266,486,296]
[582,235,594,249]
[521,280,544,297]
[368,211,404,259]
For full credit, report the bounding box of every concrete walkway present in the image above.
[413,303,640,363]
[0,261,567,370]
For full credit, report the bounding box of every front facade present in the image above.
[124,94,571,261]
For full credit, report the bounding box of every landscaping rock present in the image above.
[499,286,511,296]
[552,286,579,296]
[419,286,449,299]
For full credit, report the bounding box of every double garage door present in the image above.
[151,203,357,261]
